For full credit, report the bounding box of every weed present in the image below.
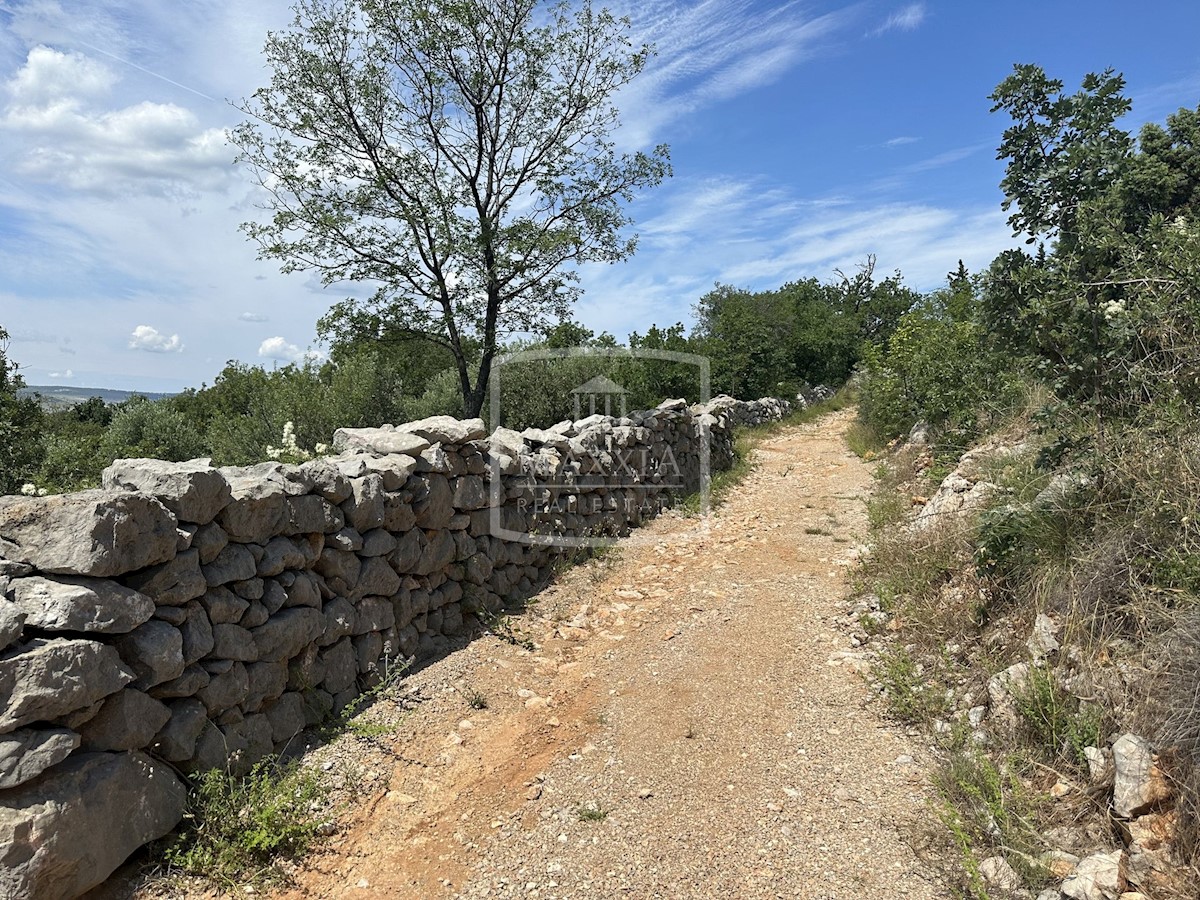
[463,687,490,710]
[845,419,886,458]
[1010,666,1104,767]
[934,752,1051,891]
[161,761,329,889]
[872,644,951,726]
[804,526,833,536]
[576,803,609,822]
[479,609,536,651]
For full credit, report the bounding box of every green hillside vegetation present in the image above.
[853,65,1200,897]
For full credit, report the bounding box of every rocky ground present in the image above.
[110,408,952,899]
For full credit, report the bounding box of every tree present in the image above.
[0,328,44,495]
[232,0,670,417]
[989,63,1132,246]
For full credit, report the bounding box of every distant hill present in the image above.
[18,385,176,410]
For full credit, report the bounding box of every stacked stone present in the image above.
[0,398,790,897]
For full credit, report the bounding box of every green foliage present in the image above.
[989,63,1132,245]
[162,761,329,888]
[1010,666,1103,766]
[231,0,670,416]
[576,802,608,822]
[691,261,919,400]
[0,328,45,495]
[98,396,207,464]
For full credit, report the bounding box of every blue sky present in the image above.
[2,0,1199,392]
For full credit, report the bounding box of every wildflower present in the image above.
[1102,299,1126,322]
[19,483,37,496]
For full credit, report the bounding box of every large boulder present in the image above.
[102,458,232,525]
[0,639,134,733]
[9,575,154,634]
[0,491,177,578]
[396,415,487,446]
[0,751,186,899]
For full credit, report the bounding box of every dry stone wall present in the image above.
[0,394,790,898]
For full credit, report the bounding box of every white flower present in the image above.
[1102,299,1126,322]
[19,483,37,496]
[314,443,329,454]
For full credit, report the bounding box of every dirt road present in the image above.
[277,409,948,899]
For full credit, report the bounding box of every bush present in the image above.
[98,396,207,463]
[858,304,1018,446]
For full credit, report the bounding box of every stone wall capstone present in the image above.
[0,394,791,897]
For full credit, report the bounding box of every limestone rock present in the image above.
[201,586,249,625]
[282,494,344,535]
[0,638,134,733]
[102,458,231,524]
[151,697,209,762]
[202,543,258,587]
[358,454,418,490]
[1028,612,1062,661]
[264,692,306,744]
[980,855,1023,893]
[297,457,352,503]
[0,751,185,899]
[123,549,207,606]
[414,475,454,530]
[0,490,177,577]
[10,575,154,633]
[217,471,288,543]
[909,472,1000,533]
[332,427,431,456]
[252,607,324,662]
[196,662,249,714]
[211,623,258,662]
[191,522,228,565]
[116,620,186,690]
[0,601,25,652]
[1062,850,1126,900]
[77,689,171,752]
[1112,734,1171,818]
[0,727,79,789]
[396,415,487,445]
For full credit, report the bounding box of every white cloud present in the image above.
[5,45,116,105]
[129,324,183,353]
[872,3,927,36]
[884,136,919,147]
[258,336,325,363]
[48,368,73,379]
[2,46,231,196]
[239,312,268,322]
